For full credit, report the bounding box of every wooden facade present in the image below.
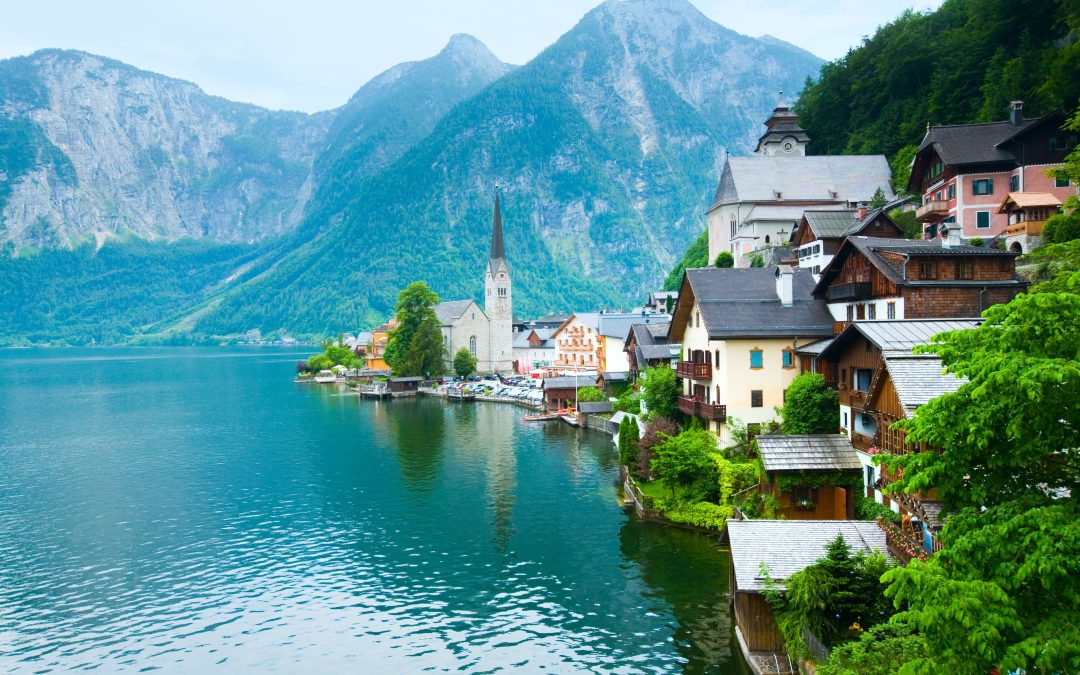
[730,561,785,653]
[766,481,853,520]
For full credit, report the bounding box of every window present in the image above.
[887,302,896,320]
[856,304,866,320]
[1056,174,1071,188]
[843,411,849,428]
[947,184,955,200]
[1010,175,1020,191]
[846,304,854,321]
[972,178,994,196]
[868,304,877,320]
[1050,136,1061,151]
[854,368,873,392]
[730,215,737,239]
[751,390,763,407]
[782,349,795,369]
[750,349,763,369]
[919,261,936,280]
[866,465,876,490]
[469,336,477,357]
[956,261,974,280]
[976,211,991,229]
[792,484,814,505]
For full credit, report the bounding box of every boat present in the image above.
[314,369,337,384]
[448,389,476,401]
[523,412,559,421]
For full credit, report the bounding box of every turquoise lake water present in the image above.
[0,347,751,673]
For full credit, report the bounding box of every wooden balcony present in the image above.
[915,200,950,222]
[833,321,850,334]
[677,396,726,422]
[878,518,931,564]
[676,361,712,381]
[848,389,867,410]
[1005,219,1047,237]
[851,430,877,452]
[826,282,873,301]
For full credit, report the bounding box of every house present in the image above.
[530,313,571,330]
[791,206,903,277]
[645,291,678,314]
[511,327,556,374]
[727,519,889,659]
[755,435,862,520]
[668,266,834,443]
[596,371,630,394]
[812,234,1026,325]
[707,98,894,267]
[543,375,596,410]
[816,319,980,506]
[432,190,514,374]
[624,322,679,378]
[365,320,395,371]
[998,191,1064,254]
[909,101,1077,240]
[550,312,670,375]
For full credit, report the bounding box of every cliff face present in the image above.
[0,50,331,249]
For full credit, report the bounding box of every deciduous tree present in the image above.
[779,373,840,435]
[452,347,476,378]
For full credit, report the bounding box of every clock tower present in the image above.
[754,92,810,157]
[484,185,513,373]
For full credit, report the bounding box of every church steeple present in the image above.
[755,91,810,156]
[489,183,506,272]
[484,182,512,374]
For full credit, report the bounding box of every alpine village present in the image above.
[4,0,1080,673]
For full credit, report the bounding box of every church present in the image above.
[434,189,514,374]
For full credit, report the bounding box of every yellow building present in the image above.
[364,319,396,371]
[667,266,833,444]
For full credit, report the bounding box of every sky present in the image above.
[0,0,943,113]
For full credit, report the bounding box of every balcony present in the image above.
[851,430,877,452]
[832,320,850,335]
[826,282,873,301]
[915,200,950,222]
[676,361,712,381]
[677,395,699,416]
[848,389,867,410]
[677,396,727,422]
[1005,219,1047,237]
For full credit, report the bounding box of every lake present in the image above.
[0,347,750,673]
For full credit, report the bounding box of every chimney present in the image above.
[856,205,868,219]
[1010,100,1023,126]
[775,265,794,306]
[941,224,961,248]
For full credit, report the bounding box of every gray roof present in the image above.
[711,156,894,209]
[756,435,862,472]
[577,401,613,413]
[803,209,858,238]
[532,313,571,327]
[676,267,834,340]
[544,376,595,389]
[819,320,982,362]
[512,327,555,349]
[600,371,630,381]
[917,120,1038,168]
[597,312,671,339]
[389,376,424,382]
[795,337,833,356]
[880,354,968,417]
[628,323,679,364]
[435,300,479,324]
[728,520,890,592]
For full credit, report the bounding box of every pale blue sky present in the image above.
[0,0,942,113]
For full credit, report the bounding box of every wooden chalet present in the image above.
[812,236,1025,329]
[998,191,1064,254]
[624,322,678,377]
[727,520,889,663]
[755,435,861,520]
[791,206,902,275]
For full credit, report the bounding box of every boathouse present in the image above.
[388,376,423,394]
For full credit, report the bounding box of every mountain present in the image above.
[185,0,823,338]
[0,50,331,250]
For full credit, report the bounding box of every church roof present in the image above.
[489,189,508,276]
[435,300,480,325]
[710,156,894,210]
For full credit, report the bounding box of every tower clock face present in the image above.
[782,136,796,153]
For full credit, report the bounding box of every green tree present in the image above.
[749,254,764,268]
[780,373,840,434]
[640,364,678,420]
[385,281,444,376]
[650,428,718,497]
[452,347,476,377]
[889,145,918,196]
[663,230,708,290]
[817,621,927,675]
[576,386,606,403]
[1041,107,1080,243]
[869,186,888,209]
[714,251,734,268]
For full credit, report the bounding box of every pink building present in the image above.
[909,101,1077,240]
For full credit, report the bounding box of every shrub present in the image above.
[968,237,984,247]
[637,417,679,480]
[614,388,641,414]
[714,251,734,268]
[640,365,678,420]
[856,496,899,523]
[780,373,840,435]
[749,254,765,268]
[576,386,606,403]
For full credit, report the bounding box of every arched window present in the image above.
[469,336,477,357]
[765,235,771,244]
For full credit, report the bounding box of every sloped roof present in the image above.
[743,204,820,222]
[728,520,890,592]
[879,353,968,417]
[435,300,479,324]
[756,435,862,472]
[803,209,858,238]
[672,267,833,341]
[577,401,613,413]
[544,376,595,389]
[998,191,1063,212]
[512,328,555,350]
[711,156,894,208]
[918,120,1038,168]
[795,337,833,356]
[597,312,670,339]
[848,319,981,352]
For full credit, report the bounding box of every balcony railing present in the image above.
[915,200,950,222]
[826,282,873,301]
[677,395,699,416]
[676,361,712,381]
[677,396,727,422]
[848,389,867,410]
[1005,219,1047,237]
[851,430,877,452]
[833,321,850,335]
[878,518,931,565]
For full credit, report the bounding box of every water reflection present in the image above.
[619,521,753,675]
[389,397,446,493]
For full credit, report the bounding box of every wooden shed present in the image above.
[543,375,595,410]
[727,519,890,660]
[755,434,862,520]
[388,376,423,394]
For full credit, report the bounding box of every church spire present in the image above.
[489,183,506,267]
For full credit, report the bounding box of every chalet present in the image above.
[550,312,669,375]
[668,266,833,443]
[707,98,894,267]
[512,327,555,374]
[998,191,1064,254]
[624,323,679,378]
[727,520,889,661]
[755,435,862,520]
[791,206,903,276]
[812,234,1025,325]
[909,101,1077,240]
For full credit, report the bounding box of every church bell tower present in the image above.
[484,184,513,373]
